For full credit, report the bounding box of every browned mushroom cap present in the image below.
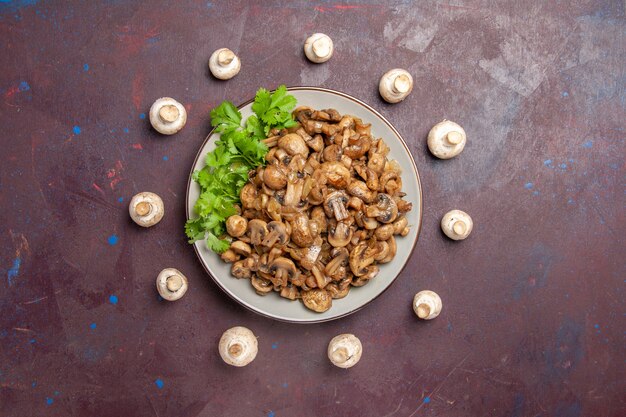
[324,247,349,278]
[326,282,350,299]
[374,224,394,240]
[324,191,349,221]
[280,284,300,300]
[347,180,377,204]
[319,162,351,189]
[374,241,390,262]
[226,215,248,237]
[240,183,258,209]
[322,144,343,162]
[310,206,328,231]
[268,257,297,287]
[367,150,387,175]
[290,213,315,247]
[379,236,397,263]
[393,216,408,235]
[261,221,289,247]
[301,288,332,312]
[230,240,252,257]
[220,249,239,263]
[365,193,398,224]
[328,221,352,247]
[278,133,309,158]
[251,275,273,294]
[379,171,402,195]
[231,260,252,279]
[352,265,379,286]
[349,241,377,276]
[247,219,268,246]
[263,164,287,190]
[343,136,371,159]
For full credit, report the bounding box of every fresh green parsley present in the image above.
[185,85,298,253]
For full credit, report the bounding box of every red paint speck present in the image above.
[92,182,105,195]
[131,143,143,150]
[131,71,144,111]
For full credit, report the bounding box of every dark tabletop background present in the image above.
[1,0,624,416]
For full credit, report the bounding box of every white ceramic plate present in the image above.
[186,87,422,323]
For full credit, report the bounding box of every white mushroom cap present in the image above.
[304,33,334,63]
[129,192,164,227]
[441,209,473,240]
[427,120,466,159]
[156,268,188,301]
[379,69,413,103]
[413,290,442,320]
[209,48,241,80]
[327,334,362,368]
[219,326,258,367]
[149,97,187,135]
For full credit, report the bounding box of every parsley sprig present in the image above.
[185,85,297,253]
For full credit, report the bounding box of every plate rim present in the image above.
[185,86,423,324]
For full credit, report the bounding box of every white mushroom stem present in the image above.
[219,326,258,367]
[304,33,334,63]
[328,334,362,368]
[209,48,241,80]
[427,120,467,159]
[413,290,442,320]
[441,209,473,240]
[129,192,164,227]
[149,97,187,135]
[156,268,188,301]
[379,69,413,103]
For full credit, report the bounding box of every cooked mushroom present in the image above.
[247,219,268,245]
[251,275,273,294]
[379,69,413,103]
[226,215,248,237]
[304,33,334,63]
[268,257,297,287]
[347,181,376,204]
[320,162,351,189]
[149,97,187,135]
[374,224,394,241]
[209,48,241,80]
[324,248,349,278]
[220,249,239,263]
[324,191,349,221]
[365,193,398,223]
[279,133,309,157]
[263,164,287,190]
[231,260,252,279]
[413,290,442,320]
[327,334,362,368]
[301,288,332,312]
[230,240,252,257]
[328,221,352,247]
[262,221,289,247]
[427,120,466,159]
[441,209,473,240]
[349,241,376,277]
[379,236,397,264]
[156,268,188,301]
[280,285,300,300]
[218,326,257,367]
[290,213,315,247]
[129,192,164,227]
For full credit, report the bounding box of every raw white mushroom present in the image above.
[427,120,466,159]
[441,209,473,240]
[209,48,241,80]
[219,326,258,367]
[149,97,187,135]
[379,69,413,103]
[156,268,188,301]
[129,192,164,227]
[304,33,334,63]
[327,334,362,368]
[413,290,442,320]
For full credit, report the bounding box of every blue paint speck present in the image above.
[18,81,30,91]
[7,257,21,286]
[423,397,431,404]
[117,197,124,203]
[582,140,593,149]
[89,323,97,329]
[162,156,168,161]
[568,198,574,204]
[282,382,288,388]
[533,191,540,196]
[83,63,89,71]
[559,163,567,169]
[139,113,146,119]
[123,127,129,133]
[46,397,53,405]
[107,234,118,245]
[206,1,214,7]
[109,295,118,305]
[543,159,553,167]
[29,338,36,344]
[271,343,278,349]
[155,378,164,389]
[32,381,37,387]
[524,182,533,190]
[72,126,81,135]
[594,324,599,329]
[609,163,618,170]
[267,412,275,417]
[561,91,569,97]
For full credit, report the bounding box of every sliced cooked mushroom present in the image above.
[240,183,258,209]
[247,219,268,246]
[319,162,351,189]
[374,224,394,241]
[326,282,350,299]
[218,326,257,367]
[379,236,397,264]
[349,241,376,277]
[413,290,442,320]
[304,33,334,63]
[268,257,297,287]
[129,192,164,227]
[347,181,376,204]
[279,133,309,157]
[251,275,273,294]
[220,249,239,263]
[156,268,188,301]
[441,210,473,240]
[226,215,248,237]
[328,334,362,368]
[365,193,398,224]
[209,48,241,80]
[427,120,466,159]
[261,221,289,247]
[379,68,413,103]
[149,97,187,135]
[324,191,349,221]
[280,285,300,300]
[231,260,252,279]
[301,288,332,312]
[328,221,352,247]
[324,248,349,278]
[230,241,252,257]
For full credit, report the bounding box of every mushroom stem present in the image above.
[392,74,411,94]
[159,105,180,123]
[228,343,243,358]
[135,201,152,217]
[416,303,431,319]
[331,347,349,364]
[330,200,348,221]
[452,220,467,236]
[166,275,183,292]
[445,131,463,146]
[218,49,235,65]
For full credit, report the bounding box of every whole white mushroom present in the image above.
[149,97,187,135]
[304,33,334,63]
[441,209,473,240]
[327,334,362,368]
[129,192,164,227]
[219,326,258,367]
[209,48,241,80]
[156,268,188,301]
[427,120,466,159]
[413,290,442,320]
[379,69,413,103]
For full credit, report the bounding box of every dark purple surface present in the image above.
[1,1,624,416]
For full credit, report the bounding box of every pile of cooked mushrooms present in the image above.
[219,107,413,313]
